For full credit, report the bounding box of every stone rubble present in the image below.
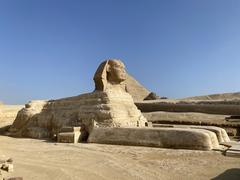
[0,158,13,172]
[0,157,23,180]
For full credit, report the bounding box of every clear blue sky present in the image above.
[0,0,240,104]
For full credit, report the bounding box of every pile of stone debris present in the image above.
[0,158,22,180]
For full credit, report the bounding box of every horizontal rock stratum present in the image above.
[135,99,240,115]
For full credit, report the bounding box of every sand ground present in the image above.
[0,136,240,180]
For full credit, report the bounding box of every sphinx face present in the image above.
[107,60,127,84]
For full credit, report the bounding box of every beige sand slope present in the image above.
[0,104,24,131]
[182,92,240,101]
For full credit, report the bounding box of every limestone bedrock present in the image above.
[9,59,147,138]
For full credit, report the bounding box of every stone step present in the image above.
[60,126,81,133]
[57,132,80,143]
[88,127,220,151]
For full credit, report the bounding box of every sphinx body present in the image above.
[9,59,147,138]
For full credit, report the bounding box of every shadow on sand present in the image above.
[0,125,11,135]
[211,168,240,180]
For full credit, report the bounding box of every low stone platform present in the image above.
[225,142,240,158]
[152,124,230,143]
[88,127,220,150]
[225,150,240,157]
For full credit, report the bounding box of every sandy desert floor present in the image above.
[0,135,240,180]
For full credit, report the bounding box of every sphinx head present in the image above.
[94,59,127,91]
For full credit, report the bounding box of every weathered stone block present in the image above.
[143,124,230,144]
[88,127,219,150]
[1,163,13,172]
[190,126,230,143]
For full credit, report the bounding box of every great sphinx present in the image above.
[9,59,147,139]
[9,59,230,151]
